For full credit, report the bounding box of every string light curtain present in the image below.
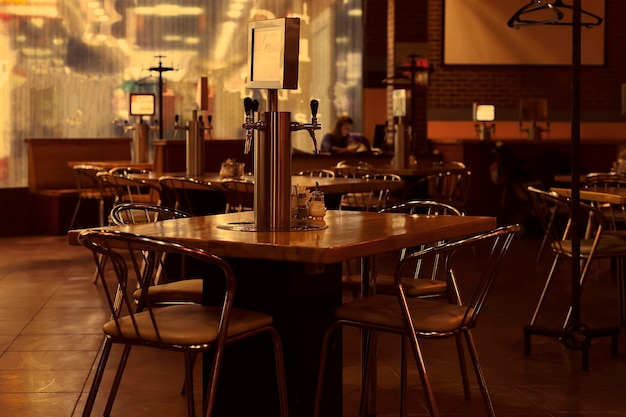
[0,0,362,188]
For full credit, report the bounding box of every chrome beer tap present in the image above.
[172,114,186,140]
[290,99,321,153]
[242,97,264,154]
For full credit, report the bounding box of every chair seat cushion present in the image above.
[133,279,204,304]
[342,274,447,297]
[103,304,273,346]
[375,274,448,297]
[555,235,626,257]
[335,295,469,334]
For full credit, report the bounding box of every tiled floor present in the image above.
[0,231,625,417]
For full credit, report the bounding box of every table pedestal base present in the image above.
[205,259,343,417]
[523,323,620,371]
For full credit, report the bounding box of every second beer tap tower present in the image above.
[236,17,320,231]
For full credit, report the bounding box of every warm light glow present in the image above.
[135,5,203,16]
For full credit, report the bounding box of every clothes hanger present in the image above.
[548,0,603,28]
[507,0,564,28]
[508,0,603,29]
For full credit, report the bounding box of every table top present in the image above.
[551,187,626,205]
[131,172,405,195]
[373,163,468,178]
[68,160,154,171]
[68,210,496,264]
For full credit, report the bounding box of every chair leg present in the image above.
[454,332,471,400]
[530,254,560,325]
[180,352,198,395]
[312,324,339,417]
[399,336,408,417]
[406,331,439,417]
[267,328,290,417]
[184,352,196,417]
[69,199,82,231]
[103,344,132,417]
[358,329,375,417]
[81,338,113,417]
[92,253,105,284]
[464,330,496,417]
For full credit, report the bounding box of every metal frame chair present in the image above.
[314,225,519,417]
[97,172,162,207]
[339,173,402,212]
[221,179,255,212]
[584,171,626,230]
[159,176,227,215]
[295,169,335,178]
[69,164,108,230]
[524,187,625,347]
[78,229,289,417]
[402,170,472,210]
[342,200,465,297]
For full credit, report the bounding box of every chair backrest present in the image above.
[296,169,335,178]
[109,166,153,175]
[333,161,373,178]
[110,202,190,225]
[395,224,519,330]
[97,172,161,205]
[77,228,235,345]
[403,170,472,207]
[338,172,401,211]
[527,185,607,259]
[159,176,227,216]
[380,200,464,216]
[73,164,106,193]
[380,200,464,278]
[585,172,626,188]
[221,179,255,212]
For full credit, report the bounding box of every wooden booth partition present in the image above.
[153,139,253,174]
[25,138,132,235]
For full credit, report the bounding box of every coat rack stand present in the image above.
[510,0,619,371]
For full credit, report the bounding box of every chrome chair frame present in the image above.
[69,164,107,230]
[159,176,227,215]
[313,225,519,417]
[78,229,289,417]
[402,170,472,210]
[221,179,255,212]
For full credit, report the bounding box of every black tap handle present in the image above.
[252,99,260,113]
[244,97,253,116]
[198,115,203,122]
[174,114,179,124]
[310,99,319,117]
[208,114,212,123]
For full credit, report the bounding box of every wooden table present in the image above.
[68,210,496,417]
[68,160,154,171]
[129,172,405,195]
[551,187,626,205]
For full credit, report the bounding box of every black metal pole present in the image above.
[148,56,174,140]
[570,0,582,325]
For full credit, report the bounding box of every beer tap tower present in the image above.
[232,17,320,232]
[172,77,212,176]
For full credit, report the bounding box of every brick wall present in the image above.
[364,1,625,123]
[426,0,626,122]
